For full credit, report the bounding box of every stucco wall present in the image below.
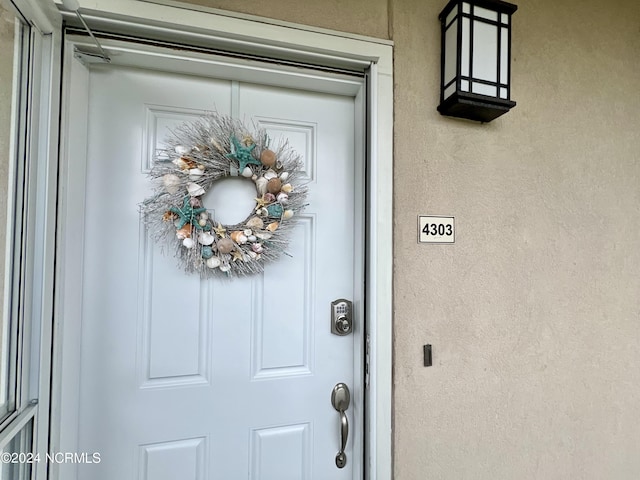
[180,0,390,39]
[188,0,640,478]
[392,0,640,478]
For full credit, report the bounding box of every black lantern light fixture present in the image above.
[437,0,517,122]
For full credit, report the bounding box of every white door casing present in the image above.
[52,4,393,479]
[56,37,365,479]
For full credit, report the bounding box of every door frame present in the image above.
[50,2,393,479]
[0,1,61,480]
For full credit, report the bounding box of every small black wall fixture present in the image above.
[437,0,517,122]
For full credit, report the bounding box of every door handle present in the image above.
[331,382,350,468]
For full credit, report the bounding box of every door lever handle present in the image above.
[331,382,350,468]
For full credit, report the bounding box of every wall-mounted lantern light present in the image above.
[437,0,517,122]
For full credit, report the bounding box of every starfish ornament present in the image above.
[170,196,207,230]
[226,136,261,171]
[255,197,269,209]
[232,250,245,262]
[213,223,227,237]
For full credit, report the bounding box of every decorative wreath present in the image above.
[142,113,308,277]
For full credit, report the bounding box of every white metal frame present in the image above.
[0,2,61,480]
[50,1,393,479]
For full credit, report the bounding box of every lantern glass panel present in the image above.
[472,83,496,96]
[444,83,456,98]
[444,19,458,88]
[501,13,509,23]
[500,87,507,99]
[461,17,470,77]
[445,5,457,25]
[475,6,498,21]
[500,27,509,84]
[472,21,498,82]
[460,79,469,92]
[462,2,470,14]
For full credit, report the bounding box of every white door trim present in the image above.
[1,3,62,480]
[52,3,393,479]
[55,36,366,479]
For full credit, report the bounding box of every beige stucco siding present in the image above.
[392,0,640,478]
[181,0,390,39]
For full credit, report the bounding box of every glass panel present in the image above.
[501,13,509,25]
[0,420,33,480]
[444,83,456,100]
[460,79,469,92]
[500,27,509,84]
[461,17,470,77]
[445,4,458,27]
[474,6,498,21]
[462,2,470,14]
[499,87,508,99]
[0,0,29,422]
[444,20,458,86]
[472,20,498,82]
[472,82,497,97]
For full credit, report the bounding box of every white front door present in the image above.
[58,42,364,479]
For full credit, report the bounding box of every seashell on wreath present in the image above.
[141,112,308,278]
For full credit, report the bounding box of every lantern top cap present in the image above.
[439,0,518,21]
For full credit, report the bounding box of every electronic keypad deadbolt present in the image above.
[331,299,353,335]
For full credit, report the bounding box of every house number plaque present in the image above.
[418,215,455,244]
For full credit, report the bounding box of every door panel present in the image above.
[69,62,360,479]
